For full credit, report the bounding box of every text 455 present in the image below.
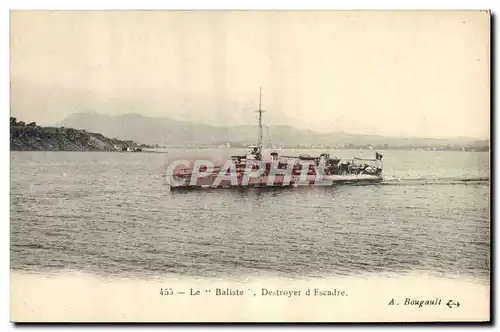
[160,288,174,296]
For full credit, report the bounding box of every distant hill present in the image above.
[10,117,144,151]
[56,112,489,151]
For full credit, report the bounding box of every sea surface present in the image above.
[10,149,490,282]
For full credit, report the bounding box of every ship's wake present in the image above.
[380,176,489,186]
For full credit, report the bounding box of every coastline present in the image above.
[10,119,158,152]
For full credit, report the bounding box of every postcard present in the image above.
[10,10,490,322]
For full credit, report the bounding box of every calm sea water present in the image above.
[10,149,490,282]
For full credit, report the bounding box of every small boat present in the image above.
[167,89,383,190]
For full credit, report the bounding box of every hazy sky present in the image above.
[11,10,490,138]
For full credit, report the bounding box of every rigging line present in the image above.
[266,126,273,149]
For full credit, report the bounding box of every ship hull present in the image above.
[168,173,382,190]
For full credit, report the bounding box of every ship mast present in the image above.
[256,87,264,150]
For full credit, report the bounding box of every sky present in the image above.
[10,10,490,139]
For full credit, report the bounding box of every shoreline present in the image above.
[10,148,490,153]
[9,149,167,153]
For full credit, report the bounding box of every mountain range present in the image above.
[56,112,489,150]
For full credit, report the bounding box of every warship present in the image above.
[167,89,383,190]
